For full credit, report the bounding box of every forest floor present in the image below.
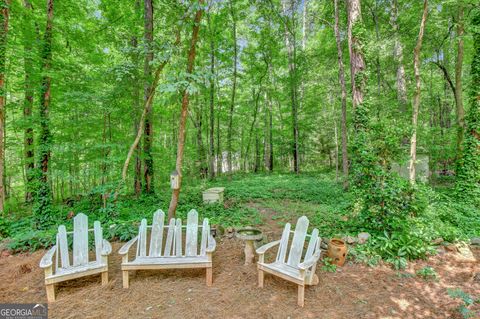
[1,204,479,319]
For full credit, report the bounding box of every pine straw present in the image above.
[0,236,479,318]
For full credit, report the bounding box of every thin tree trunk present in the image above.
[34,0,54,225]
[0,0,8,212]
[227,0,237,174]
[454,2,465,159]
[216,99,222,174]
[391,0,407,111]
[143,0,154,194]
[334,0,349,189]
[409,0,428,184]
[23,0,35,203]
[132,0,142,196]
[167,2,204,220]
[208,14,215,179]
[282,0,299,174]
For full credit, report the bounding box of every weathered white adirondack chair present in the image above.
[256,216,321,307]
[119,209,216,288]
[39,213,112,302]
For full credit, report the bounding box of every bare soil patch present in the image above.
[1,232,479,319]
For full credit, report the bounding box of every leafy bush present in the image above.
[416,266,437,280]
[447,288,479,319]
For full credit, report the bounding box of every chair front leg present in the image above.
[122,254,129,289]
[44,266,55,302]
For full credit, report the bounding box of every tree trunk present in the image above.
[390,0,407,111]
[216,98,222,174]
[23,0,35,203]
[0,0,8,212]
[347,0,365,111]
[334,0,349,189]
[208,14,215,179]
[34,0,54,225]
[454,2,465,159]
[227,0,237,174]
[408,0,428,184]
[282,0,299,174]
[143,0,154,194]
[167,2,204,220]
[132,0,142,196]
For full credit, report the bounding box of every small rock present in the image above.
[357,232,370,244]
[145,306,152,311]
[470,237,480,246]
[343,236,357,245]
[456,245,476,262]
[432,237,444,245]
[474,273,480,283]
[444,244,458,252]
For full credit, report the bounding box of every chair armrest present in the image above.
[206,235,216,253]
[298,251,321,270]
[118,236,138,255]
[39,245,56,269]
[101,239,112,256]
[256,240,281,255]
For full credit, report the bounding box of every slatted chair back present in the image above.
[135,209,211,259]
[275,216,320,268]
[55,213,104,270]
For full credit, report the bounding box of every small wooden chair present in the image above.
[39,213,112,302]
[119,209,216,288]
[256,216,321,307]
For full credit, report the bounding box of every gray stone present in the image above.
[343,236,357,245]
[470,237,480,246]
[357,232,370,244]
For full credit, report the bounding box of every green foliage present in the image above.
[447,288,479,319]
[415,266,437,280]
[321,256,337,272]
[456,7,480,205]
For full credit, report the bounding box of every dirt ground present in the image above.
[0,219,479,319]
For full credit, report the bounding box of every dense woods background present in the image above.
[0,0,478,262]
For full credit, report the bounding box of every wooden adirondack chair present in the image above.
[256,216,321,307]
[119,209,216,288]
[39,213,112,302]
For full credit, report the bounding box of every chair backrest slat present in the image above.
[185,210,198,257]
[276,223,291,263]
[138,219,147,257]
[199,218,209,256]
[174,218,183,256]
[304,228,319,262]
[163,218,176,256]
[149,210,164,257]
[73,213,89,266]
[94,221,103,262]
[287,216,309,267]
[57,225,70,268]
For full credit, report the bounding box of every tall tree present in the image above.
[143,0,154,193]
[0,0,9,212]
[227,0,237,174]
[455,7,480,202]
[34,0,54,226]
[167,0,204,219]
[347,0,365,113]
[22,0,35,203]
[334,0,349,189]
[282,0,299,173]
[408,0,428,184]
[390,0,407,112]
[132,0,142,196]
[208,12,215,179]
[454,2,465,159]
